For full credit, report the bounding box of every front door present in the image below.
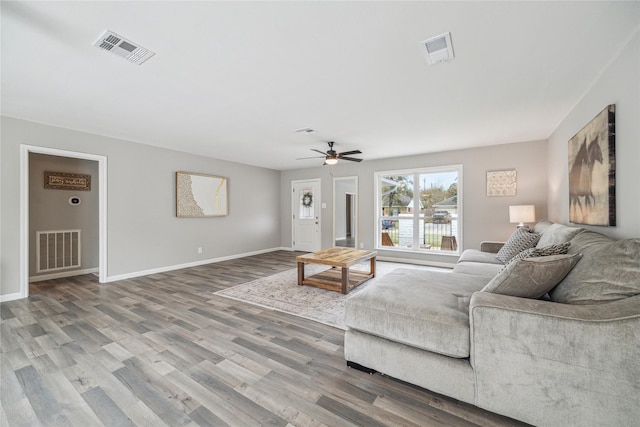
[292,179,321,252]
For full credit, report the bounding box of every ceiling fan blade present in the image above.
[338,150,362,157]
[296,155,326,160]
[310,149,328,156]
[340,156,363,162]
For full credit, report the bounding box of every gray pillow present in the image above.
[533,220,554,235]
[536,223,582,248]
[550,239,640,304]
[495,228,541,264]
[483,253,582,299]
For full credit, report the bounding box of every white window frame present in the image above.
[375,165,463,255]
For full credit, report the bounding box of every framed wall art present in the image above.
[568,104,615,226]
[486,169,516,197]
[176,172,228,217]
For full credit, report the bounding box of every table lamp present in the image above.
[509,205,535,228]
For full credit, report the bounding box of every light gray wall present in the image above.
[29,153,99,277]
[1,116,281,298]
[281,139,548,265]
[547,29,640,239]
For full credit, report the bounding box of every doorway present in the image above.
[20,145,108,299]
[291,179,321,252]
[333,176,358,248]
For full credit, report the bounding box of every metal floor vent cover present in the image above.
[93,30,155,65]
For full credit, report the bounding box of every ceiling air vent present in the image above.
[421,32,454,65]
[93,30,155,65]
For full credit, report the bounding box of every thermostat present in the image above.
[69,196,82,206]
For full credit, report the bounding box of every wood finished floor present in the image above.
[1,251,527,427]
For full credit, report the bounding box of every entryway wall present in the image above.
[29,153,99,280]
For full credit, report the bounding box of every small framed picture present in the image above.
[486,169,516,197]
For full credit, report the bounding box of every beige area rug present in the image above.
[213,261,447,330]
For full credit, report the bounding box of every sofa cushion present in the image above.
[344,268,490,358]
[457,248,503,264]
[535,222,583,248]
[483,253,582,299]
[453,261,503,279]
[495,228,541,263]
[550,239,640,304]
[566,229,613,255]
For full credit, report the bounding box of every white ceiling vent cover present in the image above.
[93,30,155,65]
[421,32,454,64]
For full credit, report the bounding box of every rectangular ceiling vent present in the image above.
[93,30,155,65]
[421,32,454,65]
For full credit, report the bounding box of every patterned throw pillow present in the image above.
[499,242,571,272]
[495,228,541,264]
[532,242,571,256]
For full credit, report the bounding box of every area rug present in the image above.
[213,261,445,329]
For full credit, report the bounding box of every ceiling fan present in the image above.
[297,141,363,165]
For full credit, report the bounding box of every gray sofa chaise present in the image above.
[344,221,640,426]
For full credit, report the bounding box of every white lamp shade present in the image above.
[509,205,535,226]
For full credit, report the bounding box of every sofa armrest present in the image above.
[469,292,640,426]
[479,241,504,253]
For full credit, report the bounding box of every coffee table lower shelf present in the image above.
[300,268,374,294]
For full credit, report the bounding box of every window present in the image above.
[376,165,461,253]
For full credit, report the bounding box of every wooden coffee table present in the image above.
[296,247,377,294]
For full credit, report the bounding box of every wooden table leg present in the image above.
[370,256,376,278]
[297,262,305,286]
[341,267,349,294]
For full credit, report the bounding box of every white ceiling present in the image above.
[2,1,639,170]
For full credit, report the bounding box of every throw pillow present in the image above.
[533,220,554,235]
[531,242,571,256]
[550,239,640,304]
[536,223,582,248]
[495,228,541,264]
[482,253,582,299]
[498,242,571,272]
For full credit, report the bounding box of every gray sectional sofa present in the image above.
[344,221,640,426]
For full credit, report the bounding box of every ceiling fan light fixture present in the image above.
[325,157,338,165]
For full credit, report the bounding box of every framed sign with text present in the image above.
[44,171,91,191]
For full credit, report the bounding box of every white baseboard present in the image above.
[30,268,99,283]
[0,291,26,303]
[104,247,292,283]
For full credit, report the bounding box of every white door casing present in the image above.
[18,145,108,301]
[292,179,321,252]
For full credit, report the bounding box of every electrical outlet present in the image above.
[197,247,203,254]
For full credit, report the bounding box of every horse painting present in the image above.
[568,104,616,226]
[569,138,603,219]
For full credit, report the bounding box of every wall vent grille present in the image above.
[36,230,81,273]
